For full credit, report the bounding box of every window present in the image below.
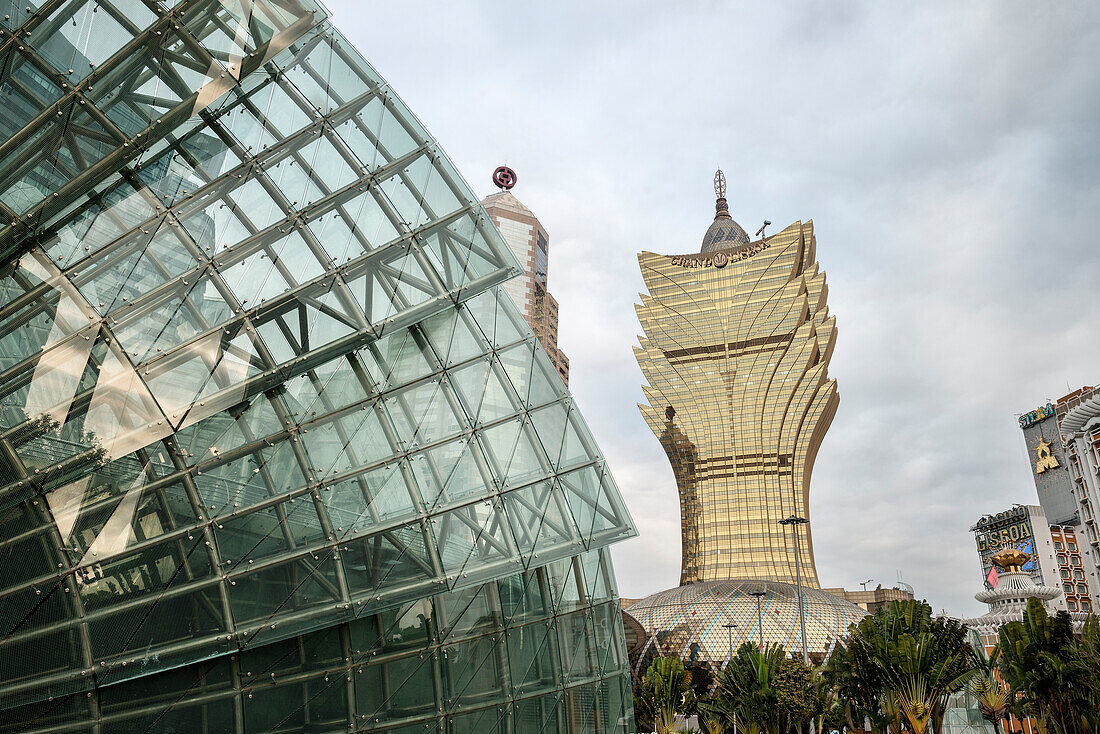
[1058,554,1068,565]
[1055,540,1065,551]
[1065,583,1075,595]
[1073,555,1082,566]
[1084,599,1093,612]
[534,232,548,285]
[1075,569,1085,580]
[1063,568,1072,579]
[1069,541,1078,552]
[1079,584,1089,596]
[1069,599,1079,612]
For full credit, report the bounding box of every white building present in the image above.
[1056,385,1100,613]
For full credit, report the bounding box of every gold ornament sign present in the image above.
[1035,438,1059,474]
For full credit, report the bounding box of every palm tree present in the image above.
[699,711,725,734]
[637,656,696,734]
[1076,615,1100,733]
[822,600,976,734]
[705,642,785,734]
[998,597,1090,734]
[969,644,1008,734]
[891,632,976,734]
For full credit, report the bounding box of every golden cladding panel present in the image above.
[636,221,837,586]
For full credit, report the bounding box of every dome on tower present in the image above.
[701,168,750,253]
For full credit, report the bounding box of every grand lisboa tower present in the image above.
[0,2,638,732]
[625,172,865,676]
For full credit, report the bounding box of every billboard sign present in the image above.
[973,506,1039,588]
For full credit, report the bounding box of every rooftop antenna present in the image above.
[755,220,771,239]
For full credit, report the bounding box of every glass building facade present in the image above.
[634,192,838,587]
[0,1,636,731]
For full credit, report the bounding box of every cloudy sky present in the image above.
[332,1,1100,616]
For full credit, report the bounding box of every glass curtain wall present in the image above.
[0,1,636,731]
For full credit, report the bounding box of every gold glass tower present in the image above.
[635,172,838,587]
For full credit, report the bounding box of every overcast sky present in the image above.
[333,1,1100,617]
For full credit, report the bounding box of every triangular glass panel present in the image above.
[495,570,548,627]
[448,358,490,424]
[434,501,512,586]
[478,362,520,425]
[444,633,504,710]
[420,438,488,510]
[437,583,493,642]
[559,408,596,471]
[328,460,415,532]
[419,306,484,368]
[506,616,559,695]
[479,418,547,488]
[546,557,583,615]
[342,524,434,598]
[450,705,507,734]
[503,480,577,567]
[528,402,568,470]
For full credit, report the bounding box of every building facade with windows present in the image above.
[0,2,636,732]
[1056,385,1100,614]
[482,190,569,384]
[623,174,864,677]
[1050,524,1094,614]
[1019,401,1078,524]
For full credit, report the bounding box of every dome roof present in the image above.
[701,208,751,253]
[700,193,751,252]
[624,580,866,673]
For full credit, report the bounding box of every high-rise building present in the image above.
[624,174,863,674]
[483,189,570,384]
[634,174,838,587]
[0,3,636,731]
[1019,401,1077,524]
[1055,385,1100,610]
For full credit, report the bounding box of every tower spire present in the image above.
[713,168,731,221]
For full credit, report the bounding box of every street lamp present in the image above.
[749,590,766,649]
[860,578,873,592]
[722,622,737,666]
[778,514,810,665]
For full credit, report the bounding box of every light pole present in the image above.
[749,590,766,649]
[778,514,810,665]
[860,578,873,592]
[722,622,737,666]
